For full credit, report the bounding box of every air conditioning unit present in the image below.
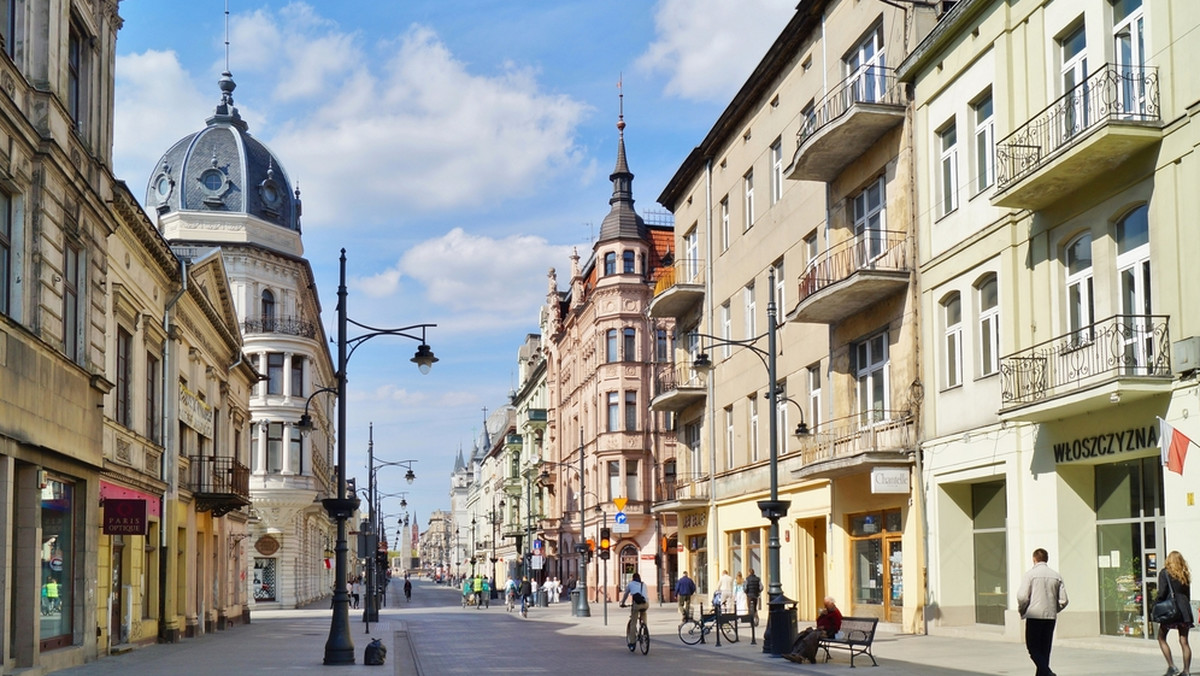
[1172,336,1200,374]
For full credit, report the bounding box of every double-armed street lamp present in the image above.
[296,250,436,666]
[690,266,800,657]
[362,435,417,624]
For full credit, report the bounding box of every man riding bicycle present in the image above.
[620,573,650,649]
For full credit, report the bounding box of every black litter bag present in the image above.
[364,637,387,666]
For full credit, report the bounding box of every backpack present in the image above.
[632,592,647,605]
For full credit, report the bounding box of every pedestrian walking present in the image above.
[1016,547,1069,676]
[675,571,697,622]
[1156,550,1193,676]
[744,568,762,618]
[715,569,734,613]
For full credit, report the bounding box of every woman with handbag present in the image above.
[1156,550,1194,676]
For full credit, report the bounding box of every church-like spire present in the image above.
[597,77,647,243]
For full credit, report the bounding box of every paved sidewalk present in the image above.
[55,581,1169,675]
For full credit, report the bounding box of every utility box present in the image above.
[1173,336,1200,374]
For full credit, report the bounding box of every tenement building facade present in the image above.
[898,0,1200,643]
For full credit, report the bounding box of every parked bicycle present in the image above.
[678,602,738,645]
[620,604,651,655]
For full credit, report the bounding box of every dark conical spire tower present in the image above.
[597,81,648,243]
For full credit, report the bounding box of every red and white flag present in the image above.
[1158,417,1192,475]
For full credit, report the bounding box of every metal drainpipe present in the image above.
[703,156,718,587]
[159,256,188,640]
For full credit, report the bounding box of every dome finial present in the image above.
[616,73,625,134]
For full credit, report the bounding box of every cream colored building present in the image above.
[652,0,939,633]
[899,0,1200,643]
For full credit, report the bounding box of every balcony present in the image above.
[999,314,1172,422]
[788,230,911,324]
[189,456,251,517]
[993,64,1161,210]
[649,363,706,413]
[651,473,711,513]
[788,66,906,182]
[792,410,914,481]
[242,315,318,338]
[648,260,705,319]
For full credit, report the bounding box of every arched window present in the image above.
[1065,233,1094,342]
[942,292,962,388]
[623,251,635,274]
[604,252,616,275]
[976,274,999,377]
[261,289,276,330]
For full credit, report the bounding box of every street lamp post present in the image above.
[692,267,793,656]
[363,439,416,625]
[298,250,437,665]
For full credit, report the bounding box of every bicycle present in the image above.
[505,590,516,613]
[678,602,738,645]
[621,604,650,655]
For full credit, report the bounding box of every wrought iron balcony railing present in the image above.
[794,409,914,468]
[1000,314,1171,407]
[242,315,318,338]
[653,362,704,398]
[798,229,911,302]
[797,66,904,148]
[996,64,1160,191]
[656,473,711,503]
[189,455,251,517]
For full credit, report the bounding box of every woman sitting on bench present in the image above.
[785,596,842,664]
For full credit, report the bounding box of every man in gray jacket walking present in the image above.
[1017,548,1069,676]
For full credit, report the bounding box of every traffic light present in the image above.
[586,537,595,562]
[346,478,357,500]
[599,527,611,560]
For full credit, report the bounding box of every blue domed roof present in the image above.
[146,72,301,232]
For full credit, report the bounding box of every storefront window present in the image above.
[748,529,762,578]
[1096,457,1163,639]
[848,509,903,622]
[728,531,742,577]
[972,481,1007,625]
[254,558,277,601]
[40,478,75,650]
[689,535,708,594]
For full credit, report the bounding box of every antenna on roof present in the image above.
[224,0,231,72]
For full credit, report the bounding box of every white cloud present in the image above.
[113,50,215,193]
[356,227,572,327]
[638,0,794,101]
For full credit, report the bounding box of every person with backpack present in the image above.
[744,568,763,623]
[620,573,650,649]
[675,571,697,623]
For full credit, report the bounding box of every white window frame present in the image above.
[943,293,963,389]
[854,332,890,425]
[686,421,702,474]
[720,302,732,359]
[973,92,995,194]
[607,392,620,432]
[744,283,757,339]
[1061,24,1089,136]
[1065,233,1095,344]
[744,170,755,231]
[938,120,959,217]
[773,260,786,319]
[846,25,885,104]
[684,227,699,282]
[749,396,760,463]
[977,275,1000,377]
[853,177,886,262]
[804,231,818,266]
[807,365,822,431]
[770,138,783,205]
[775,380,789,456]
[1113,0,1147,115]
[725,406,735,469]
[1116,204,1152,370]
[720,196,730,252]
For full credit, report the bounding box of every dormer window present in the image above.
[623,251,635,274]
[604,252,616,275]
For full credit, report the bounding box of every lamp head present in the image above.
[795,421,810,437]
[297,413,314,437]
[411,344,438,375]
[405,468,416,484]
[400,498,408,509]
[692,352,713,372]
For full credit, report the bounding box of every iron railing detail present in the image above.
[999,314,1170,406]
[795,410,914,467]
[797,230,911,302]
[996,64,1159,191]
[242,315,318,338]
[797,66,904,149]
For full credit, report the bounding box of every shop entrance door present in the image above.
[1096,456,1163,640]
[849,510,903,622]
[111,539,125,645]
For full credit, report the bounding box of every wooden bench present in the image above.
[817,616,879,667]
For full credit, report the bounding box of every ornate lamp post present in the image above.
[363,447,416,625]
[297,250,436,665]
[535,437,590,617]
[692,266,795,656]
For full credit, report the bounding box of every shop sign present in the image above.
[1053,424,1157,463]
[255,535,280,556]
[103,498,148,535]
[871,467,910,494]
[179,382,214,438]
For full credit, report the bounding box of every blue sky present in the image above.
[112,0,795,526]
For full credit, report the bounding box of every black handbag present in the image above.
[1152,574,1183,625]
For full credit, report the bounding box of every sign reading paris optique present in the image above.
[103,499,148,535]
